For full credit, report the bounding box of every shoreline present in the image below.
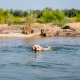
[0,33,33,38]
[0,22,80,38]
[0,32,80,38]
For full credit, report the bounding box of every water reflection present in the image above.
[32,50,43,61]
[24,37,35,44]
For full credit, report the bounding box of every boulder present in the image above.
[62,25,76,32]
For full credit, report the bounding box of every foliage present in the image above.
[4,10,14,24]
[0,8,14,24]
[0,8,5,24]
[10,9,28,17]
[0,16,5,24]
[23,11,38,34]
[26,11,37,25]
[13,17,21,24]
[63,8,79,17]
[53,9,65,20]
[32,10,42,18]
[53,17,69,27]
[40,8,54,23]
[69,17,76,23]
[75,13,80,22]
[0,8,80,25]
[39,8,65,23]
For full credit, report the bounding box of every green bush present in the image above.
[0,16,5,24]
[75,13,80,22]
[69,17,76,23]
[13,17,21,24]
[53,17,69,27]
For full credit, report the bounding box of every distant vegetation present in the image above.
[0,8,80,27]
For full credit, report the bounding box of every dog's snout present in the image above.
[34,47,37,51]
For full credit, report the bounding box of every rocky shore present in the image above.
[40,22,80,37]
[0,22,80,38]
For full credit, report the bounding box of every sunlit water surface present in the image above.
[0,37,80,80]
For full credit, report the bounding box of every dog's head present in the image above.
[31,45,43,51]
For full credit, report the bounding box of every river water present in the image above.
[0,37,80,80]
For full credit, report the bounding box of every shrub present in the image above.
[13,17,21,24]
[69,17,76,23]
[53,17,69,27]
[75,13,80,22]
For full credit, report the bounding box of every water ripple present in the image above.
[0,37,80,80]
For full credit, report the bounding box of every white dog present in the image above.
[31,44,51,51]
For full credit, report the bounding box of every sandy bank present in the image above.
[0,33,33,38]
[65,22,80,30]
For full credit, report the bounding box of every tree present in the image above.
[39,8,65,23]
[53,9,65,21]
[75,13,80,22]
[52,10,67,27]
[24,11,28,17]
[14,17,21,24]
[63,8,78,17]
[39,8,54,23]
[0,8,5,24]
[3,10,14,25]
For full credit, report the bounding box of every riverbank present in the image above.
[0,33,33,38]
[0,22,80,38]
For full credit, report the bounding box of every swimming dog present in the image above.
[31,44,51,51]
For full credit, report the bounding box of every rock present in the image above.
[62,25,76,32]
[41,29,54,37]
[41,26,58,37]
[58,31,76,37]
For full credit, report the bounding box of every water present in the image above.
[0,37,80,80]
